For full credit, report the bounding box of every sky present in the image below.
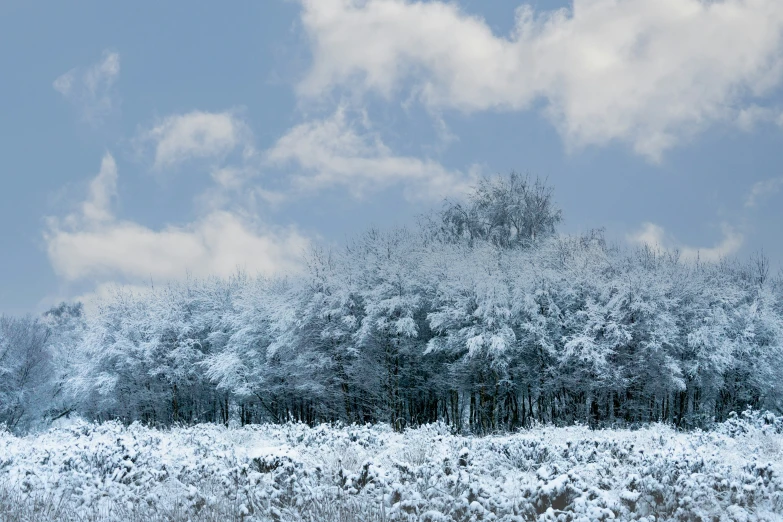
[2,0,783,315]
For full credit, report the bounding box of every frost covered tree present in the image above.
[434,173,562,248]
[7,173,782,432]
[41,302,86,422]
[68,281,232,425]
[0,315,52,431]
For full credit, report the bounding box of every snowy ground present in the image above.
[1,413,782,521]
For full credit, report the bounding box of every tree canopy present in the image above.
[2,174,782,433]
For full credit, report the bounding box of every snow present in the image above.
[1,413,782,521]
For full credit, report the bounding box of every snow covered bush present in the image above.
[0,416,781,521]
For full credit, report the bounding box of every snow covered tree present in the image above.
[0,315,52,431]
[29,173,783,432]
[434,173,562,248]
[41,302,86,423]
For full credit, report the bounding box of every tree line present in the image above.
[2,174,782,433]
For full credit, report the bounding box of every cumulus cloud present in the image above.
[627,222,743,262]
[80,153,118,224]
[298,0,783,160]
[133,107,477,204]
[266,108,478,200]
[47,211,308,282]
[745,176,783,208]
[54,50,120,124]
[45,154,309,286]
[139,111,252,170]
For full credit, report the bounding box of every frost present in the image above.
[0,417,781,521]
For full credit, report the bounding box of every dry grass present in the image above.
[0,485,390,522]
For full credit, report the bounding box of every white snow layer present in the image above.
[0,412,782,521]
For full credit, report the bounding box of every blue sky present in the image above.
[2,0,783,314]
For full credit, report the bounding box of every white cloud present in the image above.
[135,107,476,204]
[745,176,783,208]
[52,71,75,96]
[140,111,251,170]
[54,50,120,124]
[193,165,289,214]
[628,222,668,250]
[266,108,478,200]
[47,212,308,282]
[627,222,743,262]
[735,105,778,132]
[298,0,783,160]
[45,155,309,286]
[80,153,117,223]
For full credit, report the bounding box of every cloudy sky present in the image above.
[2,0,783,314]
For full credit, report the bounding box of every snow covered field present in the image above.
[1,413,782,521]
